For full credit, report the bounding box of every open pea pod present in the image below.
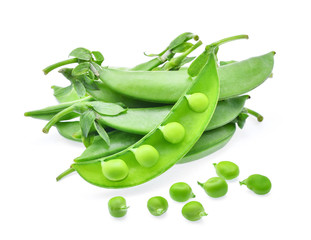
[98,51,275,103]
[71,41,222,188]
[98,95,249,135]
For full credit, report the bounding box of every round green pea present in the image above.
[169,182,195,202]
[133,145,159,168]
[182,201,207,221]
[108,196,129,218]
[186,93,209,113]
[101,159,129,181]
[147,196,168,216]
[240,174,272,195]
[213,161,240,180]
[198,177,228,198]
[160,122,185,144]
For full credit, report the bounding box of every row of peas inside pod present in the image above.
[107,161,271,221]
[24,33,275,190]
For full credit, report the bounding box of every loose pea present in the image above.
[240,174,272,195]
[186,93,209,113]
[198,177,228,198]
[182,201,207,221]
[108,196,129,218]
[169,182,195,202]
[213,161,240,180]
[101,159,129,181]
[160,122,185,144]
[132,145,159,168]
[147,196,168,216]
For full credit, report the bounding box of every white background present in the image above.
[1,0,310,239]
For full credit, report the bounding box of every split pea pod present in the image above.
[98,51,275,103]
[70,35,247,188]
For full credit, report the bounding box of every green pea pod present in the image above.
[24,96,93,120]
[71,41,221,188]
[98,95,249,135]
[55,122,81,142]
[99,51,275,103]
[188,50,209,77]
[51,85,81,103]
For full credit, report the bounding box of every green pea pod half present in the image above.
[99,95,249,135]
[99,51,275,103]
[71,43,221,188]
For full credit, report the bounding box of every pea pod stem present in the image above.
[245,108,264,122]
[43,105,77,133]
[206,34,249,51]
[43,58,79,75]
[56,168,75,181]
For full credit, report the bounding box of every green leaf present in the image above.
[69,48,92,61]
[80,110,96,138]
[73,81,86,98]
[188,50,209,77]
[168,32,197,50]
[94,120,110,146]
[81,134,95,147]
[237,113,249,129]
[51,85,80,103]
[172,42,193,53]
[89,101,126,116]
[72,62,90,76]
[92,51,104,65]
[59,68,75,82]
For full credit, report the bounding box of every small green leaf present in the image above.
[80,110,96,138]
[188,50,209,77]
[172,42,193,53]
[168,32,197,50]
[82,134,95,147]
[89,101,126,116]
[94,120,110,146]
[72,62,90,76]
[92,51,104,65]
[59,68,75,82]
[69,48,92,61]
[237,113,249,129]
[73,81,86,98]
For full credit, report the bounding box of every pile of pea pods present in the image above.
[25,33,275,196]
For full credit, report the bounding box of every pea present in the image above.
[198,177,228,198]
[186,93,209,113]
[169,182,195,202]
[160,122,185,144]
[147,196,168,216]
[182,201,207,221]
[132,145,159,168]
[240,174,272,195]
[101,159,129,181]
[108,196,129,218]
[213,161,240,180]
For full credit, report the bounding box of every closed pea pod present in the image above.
[108,196,129,218]
[147,196,168,216]
[169,182,195,202]
[182,201,207,221]
[240,174,272,195]
[198,177,228,198]
[213,161,240,180]
[98,51,274,103]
